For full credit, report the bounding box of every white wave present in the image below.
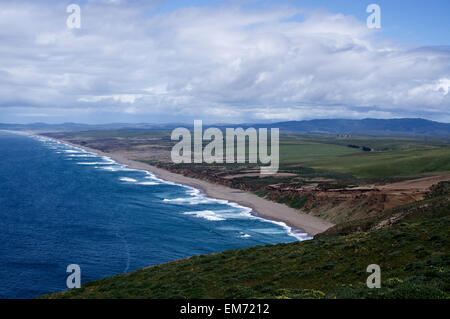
[182,206,310,242]
[260,220,312,241]
[200,208,254,220]
[163,186,229,205]
[163,197,228,205]
[99,165,143,173]
[119,177,138,183]
[166,184,311,241]
[226,202,311,241]
[99,165,124,171]
[67,154,97,157]
[136,181,159,185]
[145,172,159,179]
[186,187,201,196]
[183,210,226,221]
[77,162,114,165]
[148,174,179,186]
[101,156,115,163]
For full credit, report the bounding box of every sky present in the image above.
[0,0,449,124]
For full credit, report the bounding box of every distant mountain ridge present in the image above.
[257,118,450,136]
[1,118,450,137]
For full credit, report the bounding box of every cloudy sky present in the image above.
[1,0,449,124]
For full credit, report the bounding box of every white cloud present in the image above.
[418,78,450,96]
[78,94,144,104]
[0,1,449,123]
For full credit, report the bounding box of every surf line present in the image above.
[30,132,309,241]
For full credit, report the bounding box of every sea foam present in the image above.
[119,177,138,183]
[183,210,226,221]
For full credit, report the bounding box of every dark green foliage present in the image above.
[318,194,450,238]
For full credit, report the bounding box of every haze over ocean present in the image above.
[0,131,308,298]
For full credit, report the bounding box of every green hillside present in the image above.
[307,147,450,179]
[41,189,450,299]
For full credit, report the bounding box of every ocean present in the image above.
[0,131,310,298]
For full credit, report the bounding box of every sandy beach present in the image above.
[45,136,334,236]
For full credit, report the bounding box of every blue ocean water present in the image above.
[0,131,310,298]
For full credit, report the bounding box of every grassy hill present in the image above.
[41,187,449,299]
[277,135,450,179]
[307,147,450,179]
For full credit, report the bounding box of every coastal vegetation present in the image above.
[41,185,449,299]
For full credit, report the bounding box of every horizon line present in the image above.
[1,117,450,126]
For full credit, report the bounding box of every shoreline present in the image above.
[34,132,335,236]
